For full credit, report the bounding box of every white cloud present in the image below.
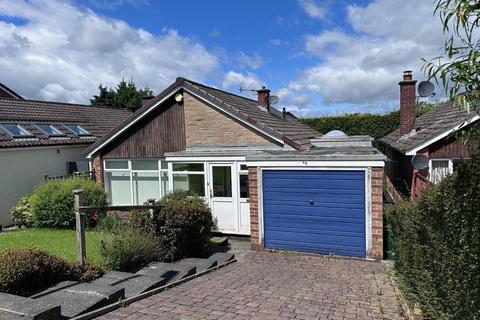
[237,51,264,70]
[0,0,218,103]
[222,71,262,91]
[298,0,328,20]
[286,0,447,110]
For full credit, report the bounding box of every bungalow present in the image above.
[0,84,131,226]
[379,71,479,201]
[84,77,386,259]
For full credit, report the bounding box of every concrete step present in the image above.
[0,292,61,320]
[32,281,124,318]
[208,252,235,264]
[137,262,196,284]
[181,258,217,272]
[92,272,166,298]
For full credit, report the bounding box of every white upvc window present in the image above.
[428,158,464,184]
[171,163,205,196]
[104,159,168,205]
[238,163,249,199]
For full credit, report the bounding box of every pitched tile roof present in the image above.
[0,98,132,148]
[0,83,23,99]
[379,100,479,153]
[85,77,321,157]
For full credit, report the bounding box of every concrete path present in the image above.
[97,246,403,320]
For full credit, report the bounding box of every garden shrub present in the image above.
[0,248,102,296]
[387,153,480,319]
[30,177,107,228]
[10,194,33,228]
[99,227,160,272]
[157,190,213,262]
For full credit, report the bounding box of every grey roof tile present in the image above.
[0,98,132,148]
[379,100,479,153]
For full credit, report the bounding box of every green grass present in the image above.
[0,228,103,265]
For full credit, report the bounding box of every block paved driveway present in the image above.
[98,249,403,320]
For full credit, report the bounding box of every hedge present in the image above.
[0,248,102,296]
[387,153,480,319]
[301,105,432,139]
[30,177,107,228]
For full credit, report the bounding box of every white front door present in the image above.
[208,163,237,233]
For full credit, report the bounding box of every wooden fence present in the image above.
[73,189,163,267]
[44,170,96,182]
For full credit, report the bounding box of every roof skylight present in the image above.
[0,123,33,138]
[64,123,91,136]
[36,124,65,137]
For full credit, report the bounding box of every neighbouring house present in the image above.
[84,77,386,259]
[379,71,479,201]
[0,85,131,226]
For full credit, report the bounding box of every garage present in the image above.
[262,170,366,257]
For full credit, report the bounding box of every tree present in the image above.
[423,0,480,145]
[90,79,153,112]
[423,0,480,110]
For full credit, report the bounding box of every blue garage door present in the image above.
[263,170,366,257]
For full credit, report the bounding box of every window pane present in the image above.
[132,160,158,170]
[37,124,64,136]
[212,166,232,197]
[172,163,204,172]
[173,173,205,196]
[1,123,33,137]
[161,172,169,195]
[106,171,132,205]
[431,160,450,184]
[240,174,249,198]
[105,160,129,169]
[65,123,90,136]
[240,164,248,171]
[160,161,168,170]
[133,172,160,204]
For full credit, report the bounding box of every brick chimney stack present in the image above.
[257,86,270,111]
[399,70,417,135]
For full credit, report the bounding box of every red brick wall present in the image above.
[248,167,261,249]
[371,167,384,260]
[399,78,417,135]
[90,153,103,186]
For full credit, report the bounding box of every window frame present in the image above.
[238,163,249,199]
[103,159,168,205]
[428,158,454,183]
[35,124,65,137]
[171,162,206,197]
[64,123,91,136]
[0,123,34,138]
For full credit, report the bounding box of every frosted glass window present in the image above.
[132,160,158,170]
[431,160,450,184]
[173,173,205,196]
[161,172,169,195]
[105,161,129,169]
[133,172,160,204]
[106,171,132,205]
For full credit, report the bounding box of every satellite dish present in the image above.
[325,130,347,137]
[269,95,279,104]
[411,154,429,170]
[418,81,435,97]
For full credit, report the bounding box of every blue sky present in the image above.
[0,0,445,116]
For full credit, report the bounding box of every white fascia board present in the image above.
[86,86,284,158]
[0,144,90,153]
[247,160,385,167]
[165,156,246,162]
[406,115,480,156]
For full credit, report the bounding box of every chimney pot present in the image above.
[282,107,287,120]
[399,71,417,134]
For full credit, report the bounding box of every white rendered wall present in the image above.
[0,145,88,226]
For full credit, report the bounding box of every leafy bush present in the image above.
[30,177,107,228]
[300,105,432,139]
[10,194,33,228]
[387,154,480,319]
[0,248,102,296]
[157,190,213,262]
[96,214,123,233]
[99,228,160,272]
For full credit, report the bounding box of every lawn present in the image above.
[0,228,103,265]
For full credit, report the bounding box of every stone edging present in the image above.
[71,258,237,320]
[384,262,416,320]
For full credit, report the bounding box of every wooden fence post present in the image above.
[147,199,156,219]
[74,189,86,268]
